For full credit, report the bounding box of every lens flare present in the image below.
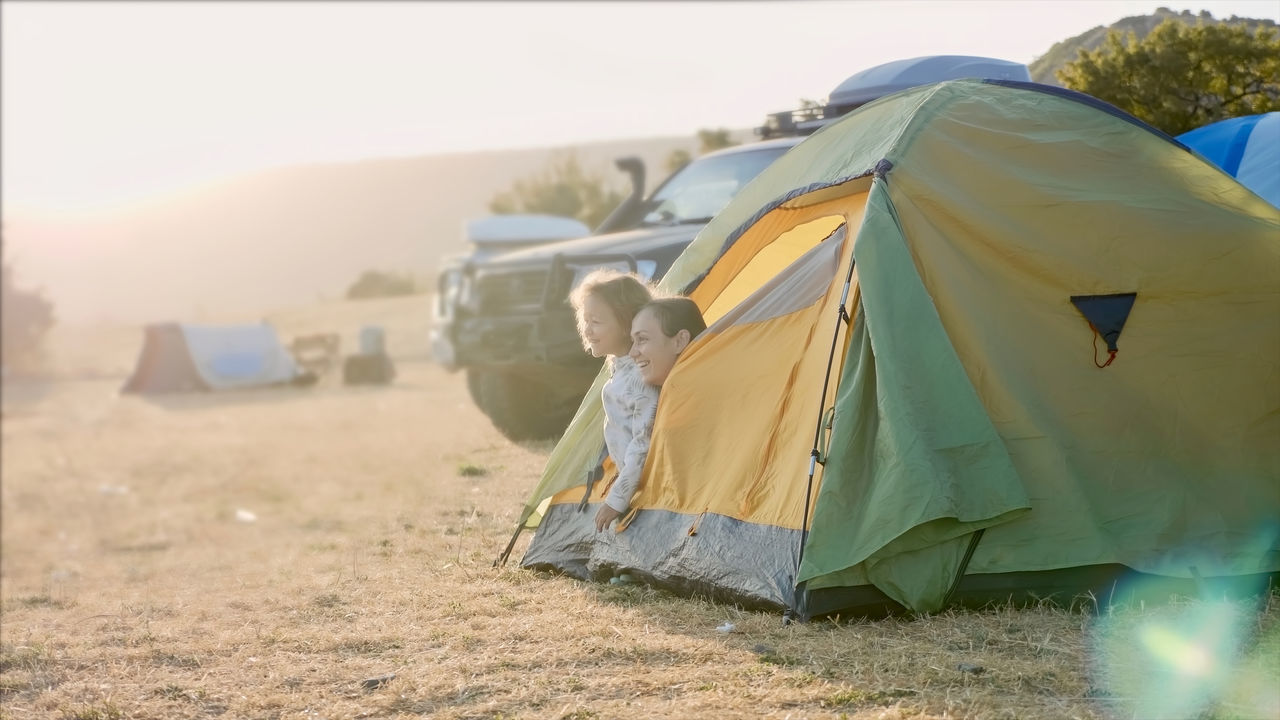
[1090,586,1278,719]
[1139,623,1214,676]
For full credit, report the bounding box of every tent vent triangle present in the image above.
[1070,293,1137,352]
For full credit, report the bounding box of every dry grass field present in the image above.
[3,297,1277,720]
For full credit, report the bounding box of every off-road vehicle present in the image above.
[432,55,1030,441]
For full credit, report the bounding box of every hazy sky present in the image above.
[4,0,1278,214]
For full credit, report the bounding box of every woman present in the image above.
[629,297,707,388]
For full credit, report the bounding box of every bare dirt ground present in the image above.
[2,298,1277,719]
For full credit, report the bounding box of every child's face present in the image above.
[629,307,689,386]
[581,293,632,358]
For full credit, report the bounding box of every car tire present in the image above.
[476,371,577,442]
[465,368,486,407]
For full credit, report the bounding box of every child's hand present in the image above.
[595,504,622,532]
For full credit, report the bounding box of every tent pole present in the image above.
[789,248,857,623]
[940,529,985,608]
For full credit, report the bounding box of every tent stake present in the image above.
[494,524,524,568]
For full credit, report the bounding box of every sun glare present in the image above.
[1091,590,1278,718]
[1139,619,1218,676]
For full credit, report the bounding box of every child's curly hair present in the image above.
[568,269,655,353]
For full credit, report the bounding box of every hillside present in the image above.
[1030,6,1277,84]
[4,133,749,325]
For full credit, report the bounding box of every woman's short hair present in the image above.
[640,297,707,340]
[568,269,654,351]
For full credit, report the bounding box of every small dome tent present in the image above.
[123,322,302,394]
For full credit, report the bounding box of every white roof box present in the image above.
[828,55,1031,108]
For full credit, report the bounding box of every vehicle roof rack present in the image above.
[756,103,862,139]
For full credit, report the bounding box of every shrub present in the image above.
[345,270,420,300]
[1,258,56,373]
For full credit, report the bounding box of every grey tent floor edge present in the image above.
[522,505,800,611]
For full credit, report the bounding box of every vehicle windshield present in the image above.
[641,146,790,226]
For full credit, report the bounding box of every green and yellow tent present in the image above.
[503,80,1280,619]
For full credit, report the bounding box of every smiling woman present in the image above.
[629,297,707,388]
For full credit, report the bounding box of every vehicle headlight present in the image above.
[434,269,459,314]
[442,269,462,296]
[456,272,479,312]
[435,268,475,318]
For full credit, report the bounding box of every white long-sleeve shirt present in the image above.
[601,355,659,513]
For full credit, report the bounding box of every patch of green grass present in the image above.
[329,637,403,656]
[0,644,51,673]
[59,702,123,720]
[311,592,343,609]
[823,687,917,707]
[153,683,206,702]
[457,463,488,477]
[560,675,586,693]
[10,594,75,610]
[756,649,805,667]
[380,694,439,715]
[782,672,820,688]
[596,583,666,608]
[148,650,202,669]
[0,675,31,695]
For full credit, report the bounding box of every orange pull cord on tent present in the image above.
[1089,324,1118,368]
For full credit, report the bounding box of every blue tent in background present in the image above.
[123,323,302,394]
[1177,112,1280,208]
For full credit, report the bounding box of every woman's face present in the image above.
[581,293,631,358]
[629,307,689,386]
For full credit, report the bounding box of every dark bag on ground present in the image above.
[343,354,396,385]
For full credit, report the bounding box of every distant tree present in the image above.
[664,127,742,175]
[346,270,419,300]
[696,128,738,154]
[664,148,692,174]
[797,98,824,116]
[489,151,625,229]
[1058,18,1280,135]
[1029,8,1277,85]
[1,256,56,373]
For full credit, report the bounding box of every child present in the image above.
[629,297,708,388]
[568,269,658,533]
